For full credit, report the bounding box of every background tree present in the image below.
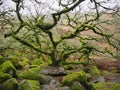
[0,0,15,56]
[4,0,120,66]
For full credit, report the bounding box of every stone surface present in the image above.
[71,81,85,90]
[85,73,92,81]
[41,78,61,90]
[41,66,67,76]
[58,86,70,90]
[44,75,54,83]
[50,79,61,87]
[91,77,105,83]
[41,85,57,90]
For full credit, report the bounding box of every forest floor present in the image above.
[89,59,120,83]
[50,59,120,84]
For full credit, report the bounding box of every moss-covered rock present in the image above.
[62,70,87,86]
[17,70,45,84]
[0,56,22,69]
[18,80,41,90]
[91,82,120,90]
[85,73,92,81]
[0,72,12,83]
[0,78,18,90]
[84,66,101,79]
[0,61,16,77]
[71,81,85,90]
[30,63,48,74]
[8,57,23,69]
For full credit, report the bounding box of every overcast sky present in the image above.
[1,0,120,15]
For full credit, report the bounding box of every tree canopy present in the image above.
[3,0,120,66]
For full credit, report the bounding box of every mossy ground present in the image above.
[92,82,120,90]
[17,70,45,84]
[0,57,120,90]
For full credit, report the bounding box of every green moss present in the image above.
[18,80,41,90]
[17,70,45,84]
[0,61,16,77]
[31,57,51,66]
[11,58,23,69]
[62,73,77,85]
[19,58,29,67]
[9,57,18,64]
[65,60,82,65]
[0,56,22,69]
[30,63,48,74]
[29,65,38,68]
[91,82,120,90]
[62,71,87,86]
[101,70,110,76]
[0,72,12,83]
[6,57,23,69]
[1,78,18,90]
[84,66,101,78]
[63,64,78,70]
[32,58,43,65]
[0,55,4,64]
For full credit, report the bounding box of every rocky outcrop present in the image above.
[17,70,46,84]
[84,66,101,79]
